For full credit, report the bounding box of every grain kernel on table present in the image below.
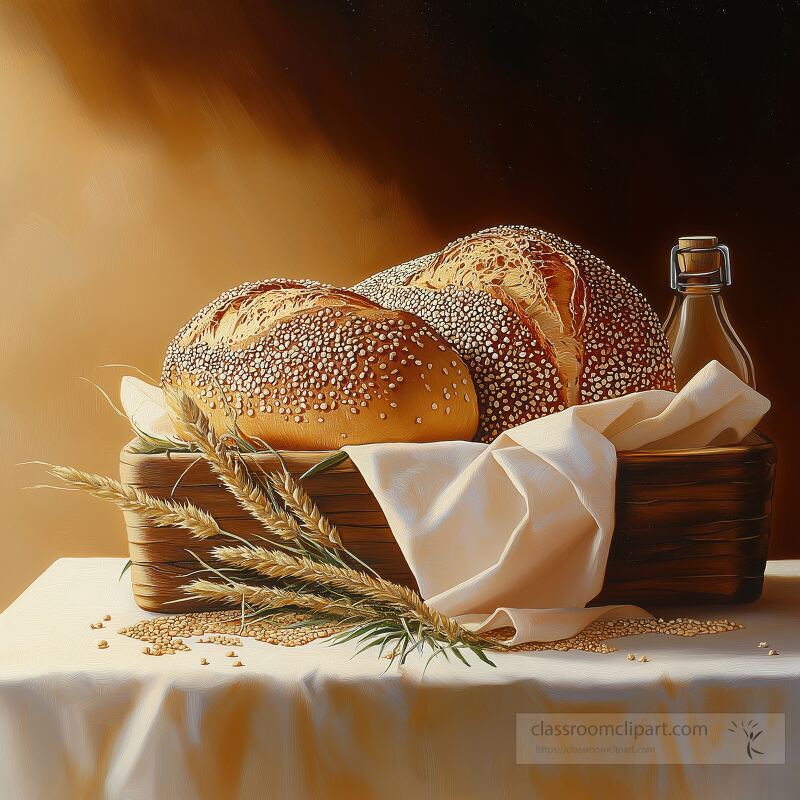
[485,616,742,654]
[117,610,342,655]
[232,661,244,667]
[97,640,109,649]
[198,635,242,647]
[117,612,743,658]
[769,649,779,656]
[103,614,111,621]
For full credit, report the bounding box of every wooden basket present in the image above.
[120,432,776,612]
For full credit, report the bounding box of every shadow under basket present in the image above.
[120,431,776,613]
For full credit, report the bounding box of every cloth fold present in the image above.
[344,362,770,644]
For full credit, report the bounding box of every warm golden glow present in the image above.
[0,4,434,609]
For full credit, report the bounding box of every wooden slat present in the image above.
[616,499,772,528]
[121,432,777,612]
[120,486,385,519]
[619,478,773,504]
[592,574,766,606]
[617,458,775,486]
[126,530,412,575]
[603,552,766,579]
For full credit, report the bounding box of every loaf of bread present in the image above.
[355,225,675,442]
[162,279,479,449]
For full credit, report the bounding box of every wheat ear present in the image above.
[170,391,308,544]
[213,544,468,642]
[268,469,342,547]
[183,578,383,620]
[47,465,221,540]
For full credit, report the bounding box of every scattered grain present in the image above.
[118,609,341,654]
[485,616,742,654]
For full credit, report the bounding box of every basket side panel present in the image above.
[123,434,777,612]
[598,437,776,606]
[121,449,415,612]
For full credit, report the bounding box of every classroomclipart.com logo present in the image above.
[516,713,785,764]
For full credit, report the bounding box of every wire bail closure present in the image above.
[670,244,732,290]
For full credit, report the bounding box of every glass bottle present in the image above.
[663,236,755,390]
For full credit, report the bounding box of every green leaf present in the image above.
[449,644,471,667]
[466,644,497,668]
[378,633,404,660]
[329,620,387,646]
[398,617,419,664]
[384,633,410,670]
[119,559,133,581]
[355,632,399,657]
[422,645,449,677]
[299,450,350,481]
[422,634,449,662]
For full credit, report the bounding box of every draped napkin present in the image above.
[343,362,769,644]
[122,361,769,645]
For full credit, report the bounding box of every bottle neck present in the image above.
[676,283,724,296]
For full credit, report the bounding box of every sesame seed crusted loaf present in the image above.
[354,225,675,442]
[162,279,479,449]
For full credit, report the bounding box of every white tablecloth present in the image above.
[0,558,797,799]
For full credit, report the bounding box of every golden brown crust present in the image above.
[354,225,675,442]
[420,229,588,407]
[162,279,478,448]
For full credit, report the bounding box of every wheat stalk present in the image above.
[268,469,342,547]
[45,386,496,665]
[212,544,468,642]
[169,391,310,544]
[47,465,222,540]
[183,578,383,620]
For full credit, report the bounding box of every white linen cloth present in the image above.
[0,558,798,800]
[344,362,769,643]
[121,362,768,645]
[120,376,184,444]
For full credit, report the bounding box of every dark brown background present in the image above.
[2,1,797,607]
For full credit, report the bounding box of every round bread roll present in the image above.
[162,279,478,449]
[354,225,675,442]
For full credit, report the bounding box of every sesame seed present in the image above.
[352,224,673,442]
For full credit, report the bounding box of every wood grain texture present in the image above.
[120,432,776,612]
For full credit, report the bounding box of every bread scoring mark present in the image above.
[176,279,379,350]
[410,230,587,406]
[163,279,477,439]
[354,225,674,443]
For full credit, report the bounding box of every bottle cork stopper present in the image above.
[677,235,720,273]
